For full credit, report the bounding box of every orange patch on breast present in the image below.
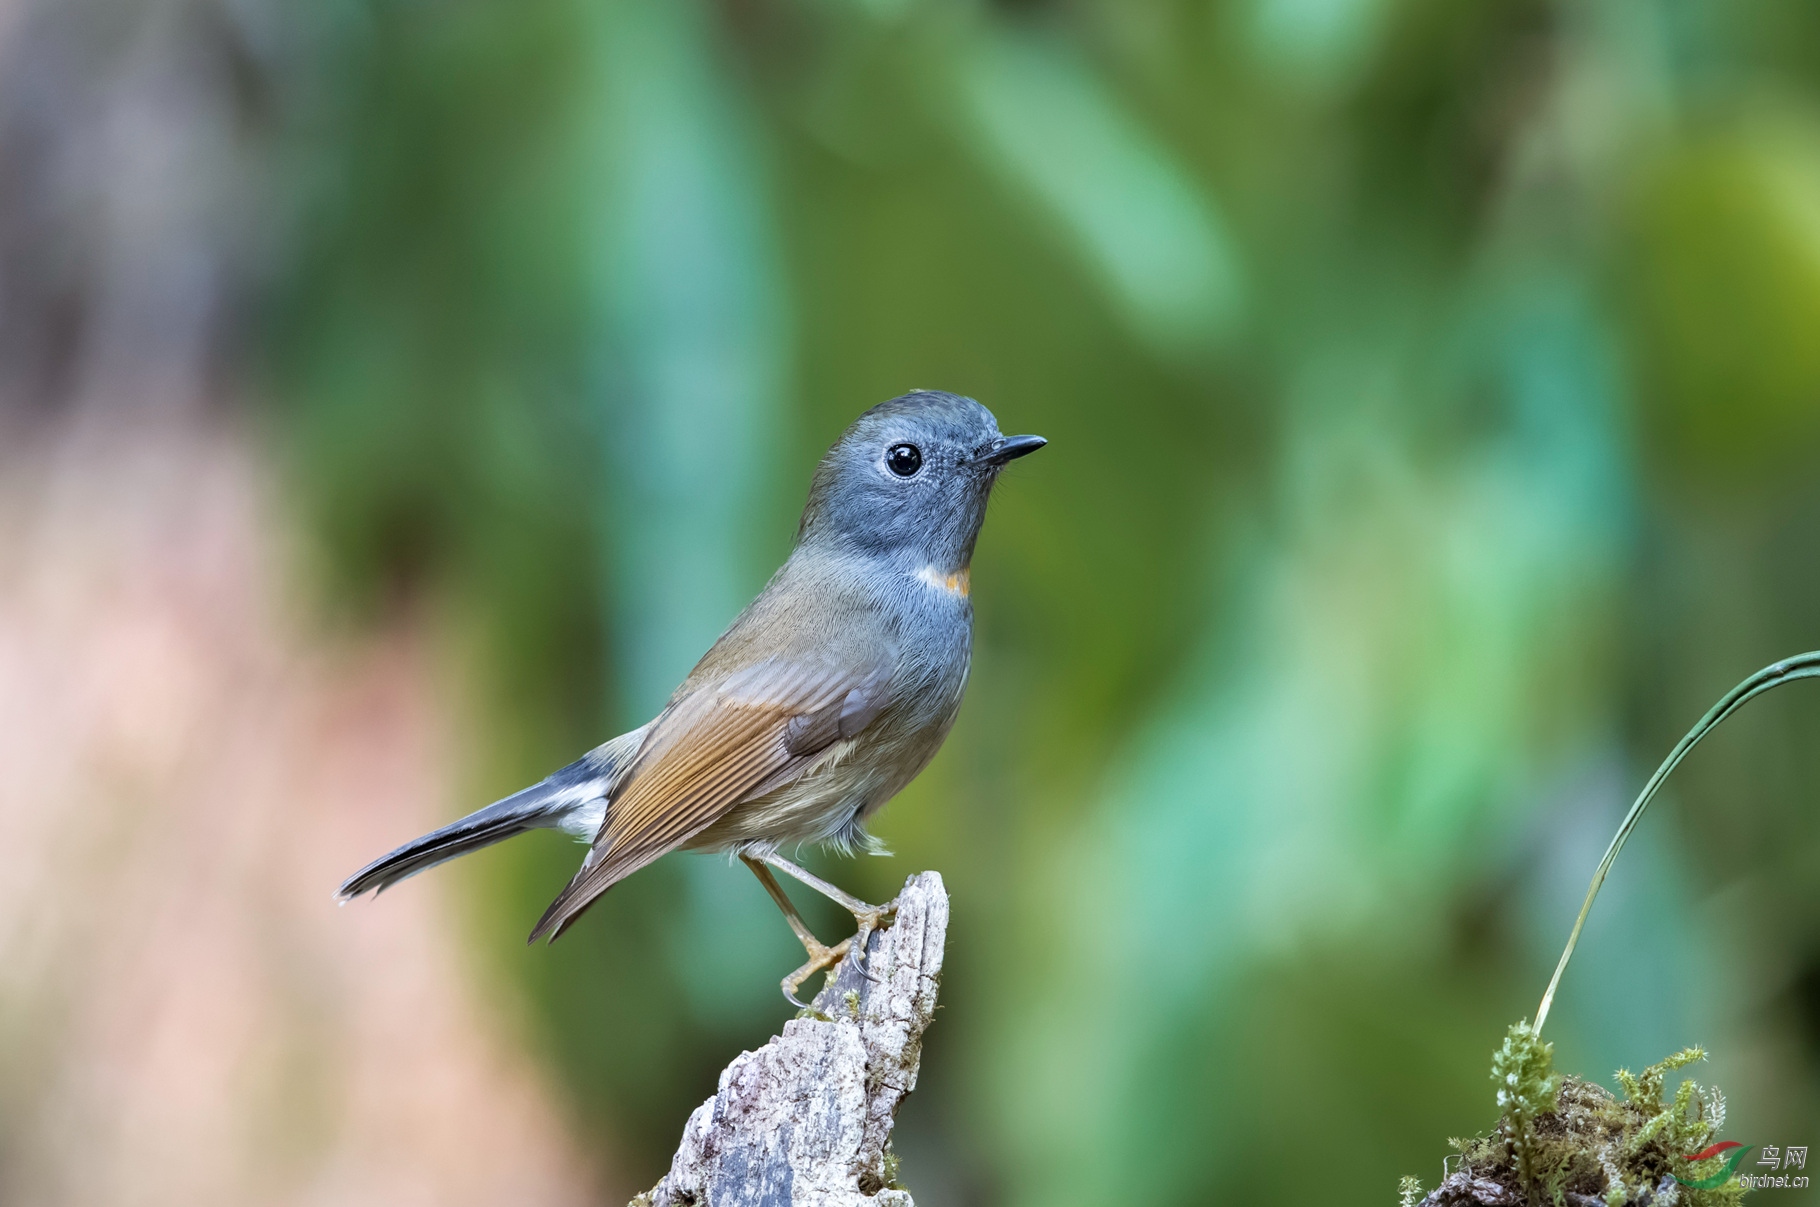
[916,566,971,598]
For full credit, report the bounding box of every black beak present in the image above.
[981,434,1047,465]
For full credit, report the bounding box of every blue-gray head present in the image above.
[797,391,1045,568]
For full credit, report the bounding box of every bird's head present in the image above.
[796,391,1045,571]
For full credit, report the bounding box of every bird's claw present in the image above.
[781,935,852,1008]
[778,897,900,1008]
[847,897,899,968]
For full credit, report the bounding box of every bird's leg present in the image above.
[741,855,850,1007]
[758,852,898,966]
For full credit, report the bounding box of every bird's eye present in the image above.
[885,443,922,477]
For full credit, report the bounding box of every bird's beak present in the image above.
[980,434,1047,465]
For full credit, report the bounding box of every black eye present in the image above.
[885,443,922,477]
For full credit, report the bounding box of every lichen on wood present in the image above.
[631,871,948,1207]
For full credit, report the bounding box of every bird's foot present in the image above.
[847,897,899,967]
[745,855,904,1005]
[781,934,853,1009]
[778,898,900,1008]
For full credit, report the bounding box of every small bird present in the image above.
[339,391,1044,1002]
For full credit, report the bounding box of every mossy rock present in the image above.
[1402,1028,1745,1207]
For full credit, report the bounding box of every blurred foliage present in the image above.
[266,0,1820,1201]
[1625,120,1820,484]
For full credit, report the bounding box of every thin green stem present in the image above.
[1534,651,1820,1035]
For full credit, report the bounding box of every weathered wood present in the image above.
[633,872,948,1207]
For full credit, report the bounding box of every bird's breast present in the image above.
[913,564,970,599]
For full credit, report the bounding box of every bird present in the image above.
[338,390,1044,1003]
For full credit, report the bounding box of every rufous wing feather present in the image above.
[527,659,888,943]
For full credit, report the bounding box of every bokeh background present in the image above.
[2,0,1819,1202]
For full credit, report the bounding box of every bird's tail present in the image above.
[337,734,641,900]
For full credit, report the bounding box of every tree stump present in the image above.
[632,871,948,1207]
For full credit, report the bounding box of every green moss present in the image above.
[1490,1020,1562,1190]
[882,1145,906,1191]
[1431,1031,1746,1207]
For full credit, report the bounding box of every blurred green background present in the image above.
[5,0,1820,1201]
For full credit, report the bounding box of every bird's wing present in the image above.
[528,657,892,942]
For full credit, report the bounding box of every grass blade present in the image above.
[1534,652,1820,1033]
